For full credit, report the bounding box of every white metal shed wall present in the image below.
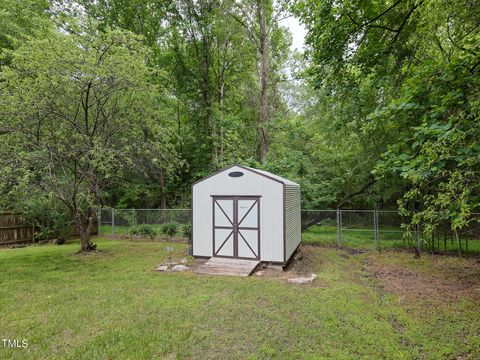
[192,166,284,262]
[284,184,301,261]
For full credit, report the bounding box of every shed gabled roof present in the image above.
[193,164,299,186]
[242,166,299,186]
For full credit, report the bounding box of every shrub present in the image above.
[182,224,192,239]
[319,218,336,226]
[122,209,137,227]
[129,224,157,240]
[161,222,178,238]
[21,195,74,242]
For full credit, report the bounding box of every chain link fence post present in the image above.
[374,209,379,250]
[112,208,115,235]
[336,209,342,247]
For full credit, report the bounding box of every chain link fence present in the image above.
[97,208,480,255]
[98,209,191,241]
[301,210,480,255]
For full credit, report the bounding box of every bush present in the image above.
[182,224,192,239]
[319,218,336,226]
[161,222,178,238]
[21,195,74,242]
[129,224,157,240]
[122,209,137,227]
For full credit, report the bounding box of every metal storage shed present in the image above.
[192,165,301,265]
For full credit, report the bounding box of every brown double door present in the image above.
[212,196,260,260]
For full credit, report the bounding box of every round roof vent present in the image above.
[228,171,244,177]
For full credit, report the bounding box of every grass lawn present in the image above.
[1,238,479,359]
[302,225,480,255]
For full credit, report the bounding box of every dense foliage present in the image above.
[294,0,480,248]
[0,19,175,250]
[0,0,478,251]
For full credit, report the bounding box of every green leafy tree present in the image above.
[296,0,480,252]
[0,0,51,69]
[75,0,291,181]
[0,21,171,252]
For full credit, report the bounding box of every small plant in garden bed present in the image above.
[161,222,179,241]
[129,224,157,240]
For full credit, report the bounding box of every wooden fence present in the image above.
[0,213,34,246]
[0,213,98,247]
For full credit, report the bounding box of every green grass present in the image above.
[302,225,382,250]
[303,225,480,254]
[1,238,479,359]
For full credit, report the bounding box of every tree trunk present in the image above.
[159,168,167,209]
[185,0,215,167]
[200,29,214,167]
[220,127,224,165]
[75,210,95,252]
[177,96,183,156]
[454,229,462,257]
[256,0,270,163]
[218,69,226,168]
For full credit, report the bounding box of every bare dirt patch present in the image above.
[286,245,319,275]
[367,253,480,304]
[252,245,329,286]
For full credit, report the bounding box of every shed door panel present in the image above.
[214,229,234,257]
[214,200,234,227]
[213,199,235,257]
[237,200,258,228]
[237,229,258,258]
[212,196,260,260]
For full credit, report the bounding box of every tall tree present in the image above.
[295,0,480,244]
[0,22,172,251]
[228,0,290,163]
[56,0,182,208]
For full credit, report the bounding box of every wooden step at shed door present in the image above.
[195,257,260,277]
